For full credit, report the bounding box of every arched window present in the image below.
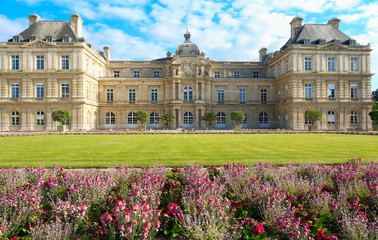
[285,112,288,124]
[242,114,248,127]
[216,112,226,124]
[304,111,310,125]
[105,112,115,125]
[150,112,160,124]
[128,112,137,124]
[183,86,193,101]
[259,112,269,124]
[242,114,248,124]
[328,111,335,125]
[183,112,194,124]
[11,111,19,126]
[351,111,358,124]
[36,111,44,125]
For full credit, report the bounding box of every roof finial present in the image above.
[184,21,191,42]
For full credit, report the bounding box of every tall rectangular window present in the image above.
[218,89,224,102]
[11,83,19,98]
[36,83,44,98]
[285,85,288,98]
[350,84,358,98]
[304,57,312,71]
[151,89,158,102]
[234,71,240,78]
[129,89,136,102]
[12,56,19,70]
[305,84,312,98]
[328,83,335,98]
[154,71,160,78]
[36,56,44,70]
[328,57,335,72]
[107,89,114,102]
[261,89,267,102]
[351,58,358,72]
[61,56,69,70]
[134,71,140,78]
[214,71,220,78]
[278,89,281,100]
[239,89,246,102]
[61,83,69,98]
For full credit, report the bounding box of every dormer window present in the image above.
[350,40,356,46]
[30,37,36,42]
[46,37,52,42]
[319,39,325,45]
[13,37,19,42]
[304,39,311,44]
[62,37,69,42]
[334,40,341,45]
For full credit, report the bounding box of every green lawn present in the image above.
[0,134,377,168]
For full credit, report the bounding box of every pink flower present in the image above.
[118,224,125,231]
[141,230,149,239]
[252,224,265,235]
[144,221,151,229]
[132,203,139,212]
[130,220,137,226]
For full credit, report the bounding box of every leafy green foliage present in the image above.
[230,111,246,125]
[202,112,217,127]
[51,110,71,124]
[305,110,322,125]
[160,114,174,128]
[368,110,378,124]
[135,110,149,126]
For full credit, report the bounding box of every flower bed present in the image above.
[0,129,378,138]
[0,159,377,239]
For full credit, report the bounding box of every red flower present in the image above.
[141,230,149,239]
[252,224,265,235]
[144,221,152,229]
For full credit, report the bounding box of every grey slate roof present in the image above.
[9,21,81,42]
[281,24,354,50]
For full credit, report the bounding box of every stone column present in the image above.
[177,108,182,128]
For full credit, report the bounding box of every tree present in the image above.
[202,112,217,127]
[304,110,322,126]
[230,111,246,125]
[160,113,174,129]
[52,110,71,125]
[373,103,378,111]
[369,110,378,124]
[135,110,149,126]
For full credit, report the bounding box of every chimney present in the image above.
[328,18,341,29]
[28,14,41,26]
[290,17,303,39]
[70,14,83,38]
[259,47,267,62]
[103,46,111,60]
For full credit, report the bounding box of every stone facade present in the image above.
[0,14,373,131]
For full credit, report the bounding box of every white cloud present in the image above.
[0,15,28,42]
[83,24,166,60]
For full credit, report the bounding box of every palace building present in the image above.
[0,14,373,131]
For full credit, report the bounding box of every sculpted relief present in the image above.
[169,60,210,78]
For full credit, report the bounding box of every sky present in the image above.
[1,0,377,91]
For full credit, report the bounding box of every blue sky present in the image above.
[1,0,377,91]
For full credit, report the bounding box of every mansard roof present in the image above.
[9,20,81,42]
[281,23,354,50]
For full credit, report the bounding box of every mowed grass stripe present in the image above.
[0,134,376,168]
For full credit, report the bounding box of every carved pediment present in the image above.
[22,40,55,48]
[320,42,347,50]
